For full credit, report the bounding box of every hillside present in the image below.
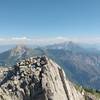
[0,42,100,90]
[44,42,100,89]
[0,45,45,66]
[0,56,99,100]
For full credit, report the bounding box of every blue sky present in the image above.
[0,0,100,44]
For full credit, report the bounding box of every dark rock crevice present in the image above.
[58,68,70,100]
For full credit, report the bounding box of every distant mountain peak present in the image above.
[45,41,82,51]
[10,45,29,57]
[13,45,28,51]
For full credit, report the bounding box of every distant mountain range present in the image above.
[0,42,100,90]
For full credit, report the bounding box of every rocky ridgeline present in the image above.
[0,56,94,100]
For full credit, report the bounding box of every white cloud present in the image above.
[11,37,31,41]
[0,37,31,45]
[0,36,100,45]
[0,38,5,41]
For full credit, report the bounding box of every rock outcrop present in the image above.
[0,56,86,100]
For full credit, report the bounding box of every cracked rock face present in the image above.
[0,56,85,100]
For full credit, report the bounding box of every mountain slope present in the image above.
[45,42,100,90]
[0,43,100,90]
[45,48,100,89]
[0,45,45,66]
[0,56,86,100]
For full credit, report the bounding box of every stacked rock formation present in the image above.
[0,56,85,100]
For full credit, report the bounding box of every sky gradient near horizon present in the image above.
[0,0,100,44]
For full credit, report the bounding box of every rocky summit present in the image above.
[0,56,98,100]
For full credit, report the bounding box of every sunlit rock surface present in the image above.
[0,56,93,100]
